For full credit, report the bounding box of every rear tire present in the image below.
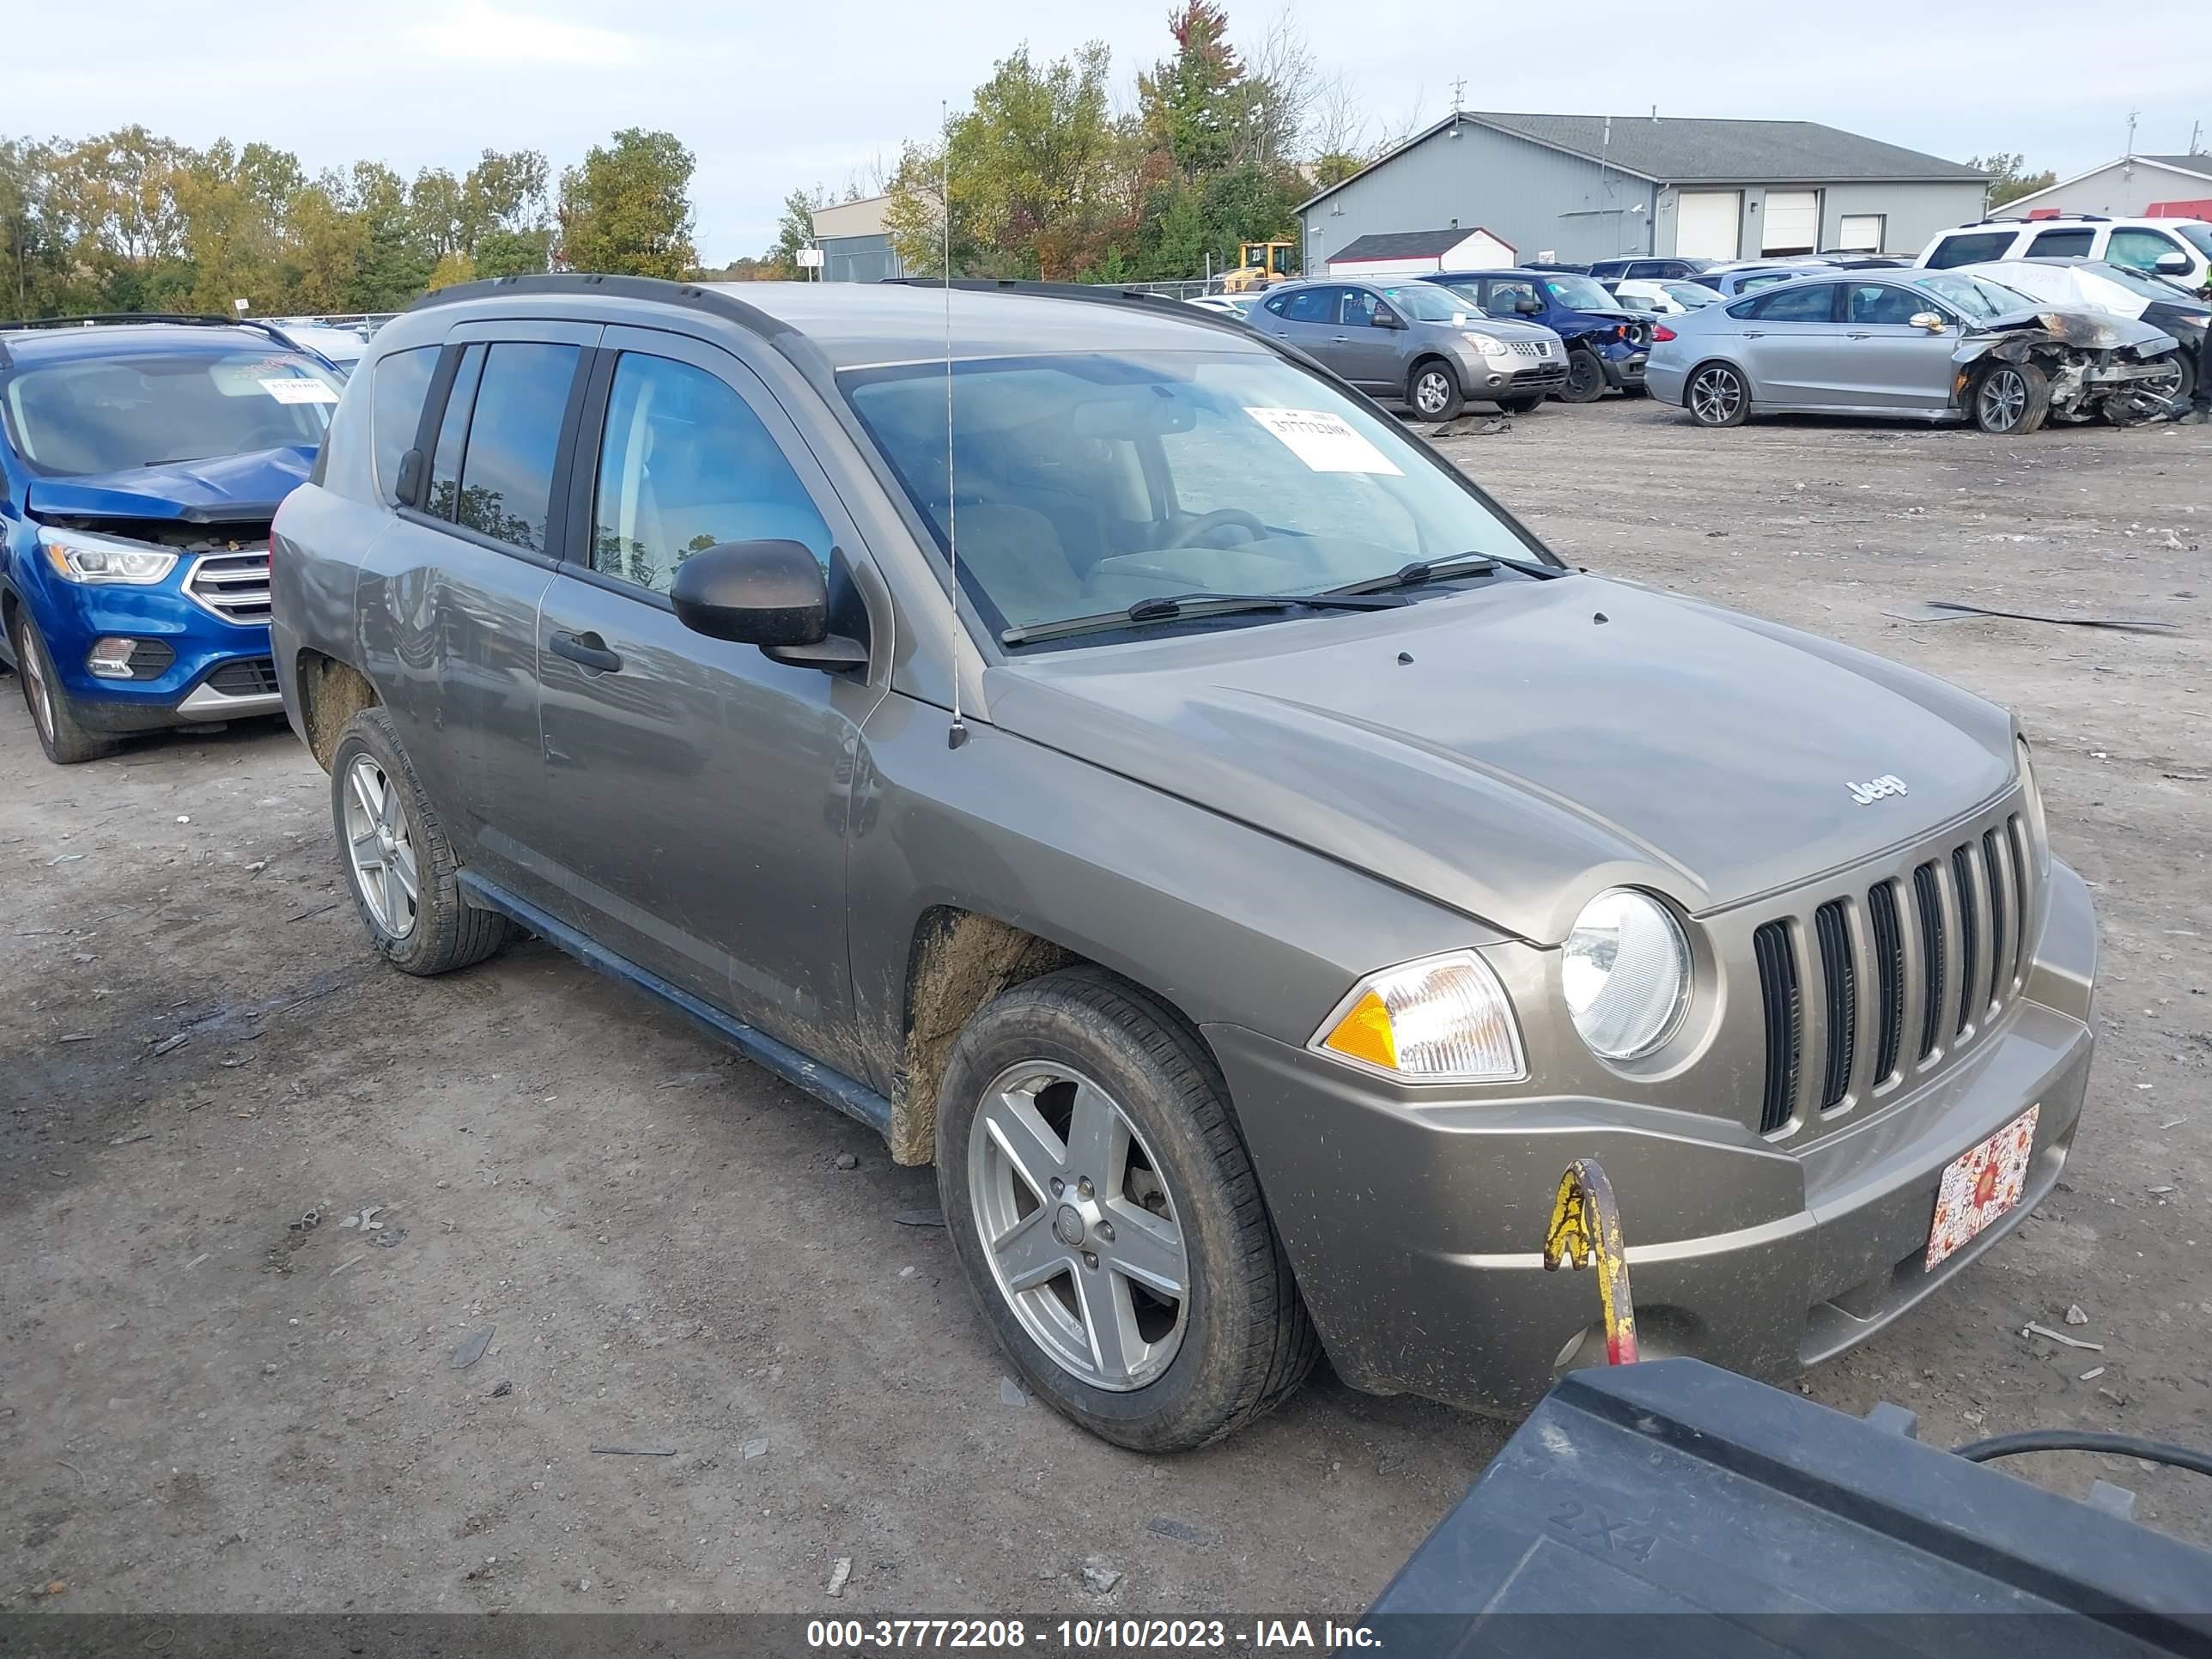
[1496,393,1545,415]
[937,968,1319,1451]
[1407,360,1464,422]
[1971,359,2050,435]
[1559,348,1607,404]
[9,607,115,765]
[328,708,510,975]
[1685,361,1750,428]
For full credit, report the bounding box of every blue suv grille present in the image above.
[187,549,271,624]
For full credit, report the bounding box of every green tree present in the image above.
[557,128,697,278]
[1972,152,2057,209]
[1139,1,1243,180]
[770,185,829,276]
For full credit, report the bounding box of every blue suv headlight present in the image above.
[39,526,178,586]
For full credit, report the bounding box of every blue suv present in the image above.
[1421,269,1653,402]
[0,316,340,763]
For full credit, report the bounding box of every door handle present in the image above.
[1742,331,1765,338]
[1329,333,1352,342]
[1847,331,1871,339]
[550,629,623,674]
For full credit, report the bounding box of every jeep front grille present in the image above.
[186,550,271,624]
[1752,808,2035,1139]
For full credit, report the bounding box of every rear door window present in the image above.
[371,346,439,505]
[425,344,485,522]
[453,343,582,551]
[1281,287,1335,323]
[2026,228,2094,258]
[1926,231,2018,269]
[1741,283,1839,322]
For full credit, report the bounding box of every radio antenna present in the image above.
[941,100,968,750]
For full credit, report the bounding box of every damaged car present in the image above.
[272,275,2098,1451]
[1646,269,2182,434]
[1,315,338,763]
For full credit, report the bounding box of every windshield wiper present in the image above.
[1325,550,1572,597]
[1001,590,1406,647]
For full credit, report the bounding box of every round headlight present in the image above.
[1562,889,1690,1060]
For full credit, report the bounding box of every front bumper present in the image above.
[1601,349,1649,389]
[19,555,279,732]
[1208,858,2098,1413]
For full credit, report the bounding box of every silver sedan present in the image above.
[1645,270,2182,434]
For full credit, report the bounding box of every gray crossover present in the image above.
[1252,277,1567,417]
[270,276,2098,1451]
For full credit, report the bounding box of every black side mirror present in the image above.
[1514,296,1542,315]
[1371,307,1405,329]
[393,447,424,507]
[670,540,866,670]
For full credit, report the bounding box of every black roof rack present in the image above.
[1971,212,2109,227]
[880,276,1267,344]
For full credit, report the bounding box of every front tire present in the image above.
[1971,359,2050,435]
[9,608,115,765]
[1685,361,1751,427]
[937,969,1318,1451]
[1496,392,1545,415]
[1559,348,1607,404]
[1407,361,1465,422]
[328,708,509,975]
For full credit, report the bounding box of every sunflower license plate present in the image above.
[1925,1105,2039,1271]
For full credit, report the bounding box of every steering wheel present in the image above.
[1166,507,1268,549]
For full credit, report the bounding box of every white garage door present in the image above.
[1762,191,1820,255]
[1837,213,1886,252]
[1676,191,1741,260]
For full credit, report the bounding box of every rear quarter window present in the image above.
[1927,231,2018,269]
[371,346,439,506]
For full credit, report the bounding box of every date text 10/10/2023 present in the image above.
[805,1618,1383,1650]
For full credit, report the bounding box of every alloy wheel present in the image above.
[343,754,419,939]
[1413,369,1452,416]
[16,622,54,743]
[1979,368,2027,431]
[1690,367,1742,424]
[967,1060,1189,1391]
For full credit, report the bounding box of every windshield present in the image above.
[1912,272,2032,322]
[2172,223,2212,260]
[2,349,342,476]
[843,350,1543,641]
[1664,282,1723,307]
[1378,284,1476,323]
[1540,274,1617,311]
[2083,261,2201,302]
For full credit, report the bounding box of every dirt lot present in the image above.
[3,398,2208,1618]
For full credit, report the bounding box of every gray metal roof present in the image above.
[1300,111,1987,212]
[2138,154,2212,176]
[1326,228,1475,262]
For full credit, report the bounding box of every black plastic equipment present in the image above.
[1364,1357,2212,1656]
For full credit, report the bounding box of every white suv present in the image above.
[1917,216,2212,294]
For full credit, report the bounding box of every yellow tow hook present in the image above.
[1542,1158,1638,1365]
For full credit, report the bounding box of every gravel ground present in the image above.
[3,397,2207,1619]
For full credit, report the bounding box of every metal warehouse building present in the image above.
[1298,112,1990,269]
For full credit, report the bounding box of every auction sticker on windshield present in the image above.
[1243,407,1401,475]
[1925,1104,2038,1270]
[261,379,340,404]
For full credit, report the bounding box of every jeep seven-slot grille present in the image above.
[1752,812,2034,1139]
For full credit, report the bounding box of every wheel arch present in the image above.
[891,907,1220,1167]
[1681,355,1753,413]
[294,648,380,773]
[1404,352,1460,396]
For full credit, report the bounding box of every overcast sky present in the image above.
[21,0,2209,264]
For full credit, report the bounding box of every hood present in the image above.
[987,578,2015,943]
[1442,315,1561,345]
[1975,306,2175,351]
[24,446,315,526]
